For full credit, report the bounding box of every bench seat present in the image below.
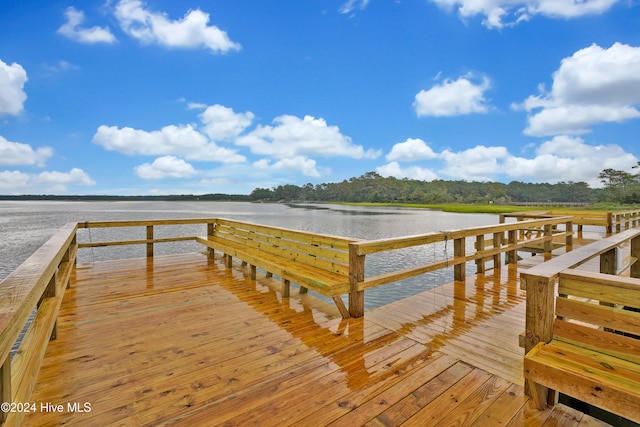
[194,219,354,318]
[525,335,640,423]
[524,270,640,423]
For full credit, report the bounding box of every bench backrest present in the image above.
[555,270,640,364]
[212,218,356,276]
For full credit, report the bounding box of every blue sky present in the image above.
[1,0,640,195]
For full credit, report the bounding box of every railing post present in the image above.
[543,224,552,260]
[507,229,517,265]
[632,235,640,279]
[348,243,365,318]
[600,248,617,275]
[565,220,573,252]
[475,235,485,274]
[207,222,215,258]
[522,272,557,405]
[1,357,9,423]
[146,225,154,258]
[454,237,465,281]
[607,212,613,235]
[522,273,556,353]
[493,232,502,270]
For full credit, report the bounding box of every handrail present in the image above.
[521,227,640,355]
[501,208,640,234]
[0,222,78,425]
[78,218,219,257]
[73,216,576,318]
[346,216,574,316]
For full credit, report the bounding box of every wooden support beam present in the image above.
[146,225,154,258]
[543,224,552,259]
[206,223,215,258]
[282,279,290,297]
[522,272,557,406]
[632,235,640,279]
[348,243,365,318]
[475,235,485,274]
[565,220,573,252]
[507,230,517,265]
[600,247,617,275]
[493,232,502,270]
[250,265,256,280]
[454,237,465,281]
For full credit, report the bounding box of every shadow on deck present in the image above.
[24,252,609,426]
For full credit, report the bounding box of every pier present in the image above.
[1,210,640,426]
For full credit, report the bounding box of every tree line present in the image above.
[250,166,640,205]
[2,166,638,205]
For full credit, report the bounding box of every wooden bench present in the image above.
[195,218,357,318]
[524,270,640,423]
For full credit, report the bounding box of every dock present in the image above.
[2,211,640,426]
[24,255,597,426]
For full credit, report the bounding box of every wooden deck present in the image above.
[23,251,611,426]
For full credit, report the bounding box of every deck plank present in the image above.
[23,252,612,426]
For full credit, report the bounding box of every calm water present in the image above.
[0,201,499,309]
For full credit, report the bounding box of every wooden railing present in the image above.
[0,223,77,426]
[76,217,569,318]
[521,228,640,409]
[1,214,635,423]
[521,227,640,356]
[77,218,218,257]
[347,216,574,316]
[501,208,640,234]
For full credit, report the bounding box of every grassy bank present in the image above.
[335,202,640,214]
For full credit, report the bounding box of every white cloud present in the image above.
[42,60,79,74]
[135,155,197,179]
[386,138,438,161]
[93,106,383,182]
[414,76,491,117]
[377,162,438,181]
[0,171,30,190]
[377,133,637,186]
[429,0,620,29]
[0,136,53,167]
[254,156,321,178]
[0,60,27,116]
[504,135,637,186]
[339,0,371,14]
[520,43,640,136]
[58,7,116,44]
[196,104,254,141]
[34,168,95,186]
[114,0,241,53]
[0,168,95,193]
[236,115,381,159]
[440,145,510,181]
[92,124,246,163]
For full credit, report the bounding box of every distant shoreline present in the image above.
[3,196,630,215]
[0,194,249,202]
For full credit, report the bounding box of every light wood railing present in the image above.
[0,223,77,425]
[521,227,640,355]
[347,216,574,316]
[521,227,640,411]
[501,208,640,234]
[77,218,218,257]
